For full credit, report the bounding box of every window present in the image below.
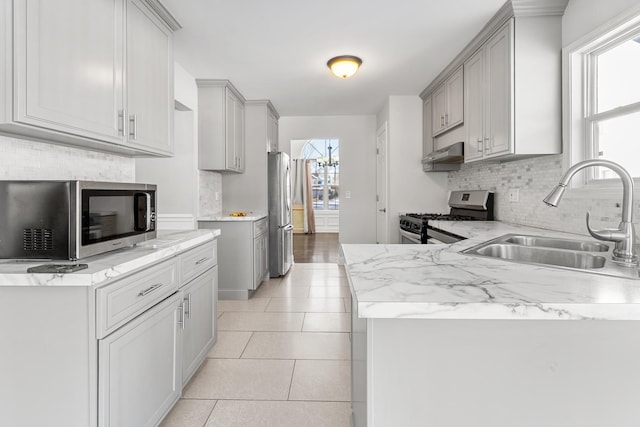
[302,139,340,210]
[565,8,640,186]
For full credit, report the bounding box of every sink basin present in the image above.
[460,234,640,279]
[473,243,606,269]
[502,235,609,252]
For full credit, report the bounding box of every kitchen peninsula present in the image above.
[345,221,640,427]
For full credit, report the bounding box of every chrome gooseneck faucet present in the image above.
[543,159,638,267]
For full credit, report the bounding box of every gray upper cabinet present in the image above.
[464,21,513,162]
[464,14,562,163]
[267,106,279,152]
[125,0,175,155]
[431,66,464,136]
[420,0,566,164]
[198,79,246,173]
[0,0,179,157]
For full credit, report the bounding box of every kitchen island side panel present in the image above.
[368,318,640,427]
[0,286,96,427]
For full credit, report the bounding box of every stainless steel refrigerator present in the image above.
[268,152,293,277]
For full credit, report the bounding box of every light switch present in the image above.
[508,188,519,203]
[345,191,352,199]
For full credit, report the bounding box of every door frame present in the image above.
[376,122,389,244]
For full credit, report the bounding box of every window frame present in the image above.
[563,5,640,196]
[302,139,340,211]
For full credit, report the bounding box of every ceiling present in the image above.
[162,0,506,117]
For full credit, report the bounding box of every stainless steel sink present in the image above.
[473,243,606,269]
[461,233,640,279]
[502,235,610,252]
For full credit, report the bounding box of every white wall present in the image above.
[562,0,640,46]
[136,62,222,226]
[379,96,449,243]
[278,115,377,244]
[221,102,269,215]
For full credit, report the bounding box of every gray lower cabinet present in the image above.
[98,292,183,427]
[0,237,218,427]
[182,266,218,385]
[199,218,268,299]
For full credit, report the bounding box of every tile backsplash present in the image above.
[448,154,640,236]
[0,136,134,181]
[198,170,222,217]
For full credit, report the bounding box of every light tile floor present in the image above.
[160,263,352,427]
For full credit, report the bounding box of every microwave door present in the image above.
[134,192,153,231]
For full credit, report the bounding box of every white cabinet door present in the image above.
[252,233,268,289]
[260,233,268,282]
[182,267,217,384]
[253,236,262,288]
[125,0,173,155]
[235,99,245,172]
[197,80,246,172]
[422,96,433,158]
[14,0,123,143]
[484,22,513,158]
[99,292,182,427]
[267,109,279,152]
[464,49,485,162]
[446,66,464,128]
[431,84,446,136]
[225,89,238,170]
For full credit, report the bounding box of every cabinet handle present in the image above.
[445,113,449,125]
[477,138,483,153]
[184,293,192,319]
[177,302,185,329]
[118,110,124,136]
[195,257,209,265]
[138,283,162,297]
[440,115,444,127]
[129,114,137,140]
[484,136,491,153]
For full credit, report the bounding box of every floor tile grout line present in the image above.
[286,359,297,401]
[183,397,352,403]
[237,331,254,359]
[201,399,219,427]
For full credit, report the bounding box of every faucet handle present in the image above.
[585,212,627,242]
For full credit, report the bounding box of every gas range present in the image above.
[399,190,494,244]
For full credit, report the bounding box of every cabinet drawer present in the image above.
[96,260,179,338]
[180,240,217,285]
[254,218,268,237]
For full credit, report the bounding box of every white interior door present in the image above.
[376,123,389,244]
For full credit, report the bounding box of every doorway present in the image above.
[290,139,341,263]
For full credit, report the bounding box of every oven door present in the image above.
[426,227,466,244]
[399,229,422,244]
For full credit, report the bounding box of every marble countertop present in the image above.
[343,221,640,320]
[198,213,267,222]
[0,229,220,287]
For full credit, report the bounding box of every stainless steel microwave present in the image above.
[0,181,157,260]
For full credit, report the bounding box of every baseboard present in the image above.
[157,214,196,230]
[218,289,251,300]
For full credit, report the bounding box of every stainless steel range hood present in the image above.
[422,141,464,172]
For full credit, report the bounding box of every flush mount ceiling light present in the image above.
[327,55,362,79]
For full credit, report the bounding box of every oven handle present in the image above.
[399,229,422,244]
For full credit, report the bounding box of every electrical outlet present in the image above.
[215,191,220,201]
[508,188,519,203]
